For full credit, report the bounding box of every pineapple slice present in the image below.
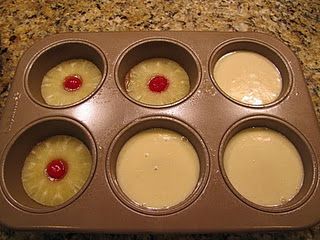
[125,58,190,105]
[41,59,102,106]
[21,135,92,206]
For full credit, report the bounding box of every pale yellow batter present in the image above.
[116,128,200,209]
[223,127,304,207]
[213,51,282,105]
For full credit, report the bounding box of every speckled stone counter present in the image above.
[0,0,319,239]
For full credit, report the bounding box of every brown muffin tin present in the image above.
[0,32,319,233]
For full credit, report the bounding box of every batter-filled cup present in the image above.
[116,128,200,209]
[213,51,282,105]
[223,127,304,207]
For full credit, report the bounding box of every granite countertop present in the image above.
[0,0,319,239]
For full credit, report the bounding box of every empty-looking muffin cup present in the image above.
[219,115,317,212]
[25,40,107,108]
[0,117,97,213]
[115,39,201,108]
[106,116,210,215]
[209,39,292,108]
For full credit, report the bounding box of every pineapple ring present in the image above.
[125,58,190,105]
[21,135,92,207]
[41,59,102,106]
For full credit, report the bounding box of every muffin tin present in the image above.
[0,32,319,232]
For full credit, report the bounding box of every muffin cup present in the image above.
[1,117,97,213]
[106,116,210,215]
[219,115,317,212]
[25,40,107,108]
[115,38,201,108]
[209,38,292,108]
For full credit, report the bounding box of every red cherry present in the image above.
[46,159,68,181]
[63,75,82,91]
[148,75,169,93]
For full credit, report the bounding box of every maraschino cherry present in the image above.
[148,75,169,93]
[63,75,82,91]
[46,159,68,181]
